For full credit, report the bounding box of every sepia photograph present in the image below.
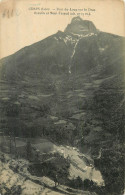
[0,0,125,194]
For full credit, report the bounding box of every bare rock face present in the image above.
[64,16,97,35]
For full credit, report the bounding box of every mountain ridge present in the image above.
[0,16,124,195]
[0,17,124,80]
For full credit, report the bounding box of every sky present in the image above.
[0,0,125,59]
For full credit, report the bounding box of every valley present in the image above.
[0,16,124,195]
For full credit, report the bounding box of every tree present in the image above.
[26,140,32,160]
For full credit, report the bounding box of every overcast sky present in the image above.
[0,0,125,59]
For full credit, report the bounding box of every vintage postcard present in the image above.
[0,0,125,194]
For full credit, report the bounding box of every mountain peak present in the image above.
[71,16,83,23]
[65,17,96,35]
